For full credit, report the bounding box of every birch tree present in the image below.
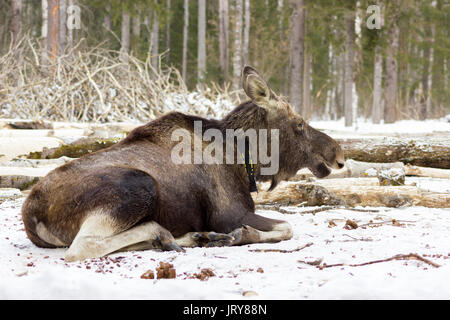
[303,51,311,120]
[103,4,111,32]
[371,3,384,124]
[372,49,383,123]
[218,0,229,83]
[182,0,189,83]
[243,0,250,66]
[165,0,171,64]
[344,9,355,127]
[41,0,48,41]
[289,0,305,114]
[232,0,243,91]
[150,8,159,69]
[66,0,75,50]
[59,0,66,55]
[384,18,399,123]
[120,10,131,62]
[420,11,433,120]
[11,0,22,47]
[198,0,206,83]
[302,7,311,119]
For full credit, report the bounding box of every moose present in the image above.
[22,66,344,261]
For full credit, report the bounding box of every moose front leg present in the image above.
[174,214,293,248]
[174,231,235,248]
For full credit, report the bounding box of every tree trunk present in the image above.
[132,16,140,38]
[58,0,66,55]
[372,49,383,124]
[182,0,189,83]
[67,0,74,50]
[197,0,206,83]
[336,51,345,119]
[165,0,171,64]
[103,4,111,31]
[420,23,432,120]
[47,0,59,60]
[338,137,450,169]
[120,11,130,62]
[11,0,22,47]
[218,0,229,83]
[253,180,450,208]
[384,21,399,123]
[291,160,450,180]
[131,14,140,53]
[303,49,311,120]
[150,9,159,70]
[289,0,305,114]
[41,0,48,41]
[344,10,355,127]
[277,0,286,94]
[243,0,250,66]
[232,0,243,91]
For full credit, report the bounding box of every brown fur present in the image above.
[22,66,344,256]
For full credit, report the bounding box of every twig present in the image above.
[358,219,416,228]
[256,204,337,215]
[345,208,381,213]
[341,234,374,242]
[249,242,313,253]
[299,253,441,269]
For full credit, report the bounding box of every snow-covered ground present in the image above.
[1,190,449,300]
[309,117,450,136]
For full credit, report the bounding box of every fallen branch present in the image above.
[358,219,416,228]
[256,204,338,215]
[341,234,374,242]
[249,242,313,253]
[298,253,441,269]
[338,138,450,169]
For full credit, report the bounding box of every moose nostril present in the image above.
[337,162,345,169]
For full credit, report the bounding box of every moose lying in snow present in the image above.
[22,66,344,261]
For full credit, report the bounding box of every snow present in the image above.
[1,188,450,300]
[309,118,450,135]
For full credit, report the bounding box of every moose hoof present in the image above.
[156,236,185,252]
[161,241,185,252]
[204,239,234,247]
[192,232,235,247]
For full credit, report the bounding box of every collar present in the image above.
[243,138,258,193]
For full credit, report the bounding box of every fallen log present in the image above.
[337,138,450,169]
[405,165,450,179]
[0,167,54,189]
[253,179,450,208]
[290,160,450,180]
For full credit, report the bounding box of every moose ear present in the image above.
[242,66,271,103]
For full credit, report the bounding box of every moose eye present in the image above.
[297,122,304,130]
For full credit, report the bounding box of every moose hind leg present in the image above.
[230,214,293,246]
[65,213,182,262]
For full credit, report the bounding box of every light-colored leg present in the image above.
[174,233,198,247]
[65,214,181,262]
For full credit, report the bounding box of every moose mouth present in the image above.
[311,161,332,178]
[310,159,344,179]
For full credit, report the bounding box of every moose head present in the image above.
[239,66,345,190]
